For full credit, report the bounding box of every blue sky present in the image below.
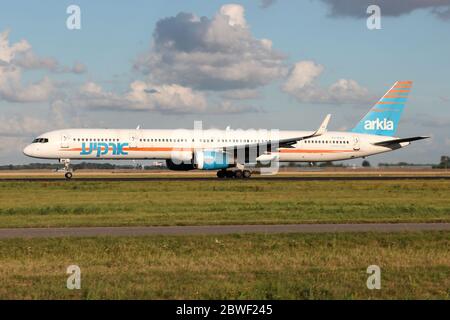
[0,0,449,164]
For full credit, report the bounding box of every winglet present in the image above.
[313,114,331,137]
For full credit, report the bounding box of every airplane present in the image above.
[23,81,429,179]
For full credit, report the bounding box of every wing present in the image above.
[223,114,331,151]
[373,136,429,147]
[210,114,331,164]
[278,114,331,148]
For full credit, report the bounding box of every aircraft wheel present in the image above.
[65,172,73,180]
[243,170,252,179]
[226,170,234,178]
[217,170,226,178]
[234,170,243,179]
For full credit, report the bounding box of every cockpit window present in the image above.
[32,138,49,143]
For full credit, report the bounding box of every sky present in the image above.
[0,0,449,165]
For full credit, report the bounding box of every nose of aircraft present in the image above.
[23,144,35,157]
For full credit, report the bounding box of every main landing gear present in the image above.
[217,169,252,179]
[60,159,73,180]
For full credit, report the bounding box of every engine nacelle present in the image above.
[195,150,231,170]
[166,159,195,171]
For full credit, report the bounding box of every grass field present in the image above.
[0,232,448,299]
[1,174,448,299]
[0,179,449,227]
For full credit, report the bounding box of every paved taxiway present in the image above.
[0,223,449,239]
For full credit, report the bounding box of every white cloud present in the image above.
[13,50,59,71]
[0,30,87,74]
[70,62,87,74]
[0,114,49,137]
[0,29,89,103]
[72,80,263,114]
[13,51,87,74]
[0,30,84,103]
[134,5,286,91]
[219,4,247,27]
[0,66,54,103]
[283,61,324,92]
[282,60,370,104]
[220,88,260,100]
[0,30,55,102]
[215,100,262,113]
[77,81,208,113]
[0,30,30,63]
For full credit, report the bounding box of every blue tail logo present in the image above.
[351,81,412,136]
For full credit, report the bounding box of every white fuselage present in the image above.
[23,128,408,163]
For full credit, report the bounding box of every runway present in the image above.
[1,175,450,182]
[0,223,449,239]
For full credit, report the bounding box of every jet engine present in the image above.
[194,150,231,170]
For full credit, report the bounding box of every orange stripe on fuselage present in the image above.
[63,148,83,151]
[60,147,195,152]
[124,147,193,152]
[279,149,353,153]
[60,147,355,154]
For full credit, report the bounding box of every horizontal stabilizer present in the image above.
[373,136,429,147]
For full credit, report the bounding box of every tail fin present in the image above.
[351,81,412,136]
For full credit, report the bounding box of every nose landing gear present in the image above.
[60,159,73,180]
[217,169,252,179]
[64,172,73,180]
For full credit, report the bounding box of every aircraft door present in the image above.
[353,136,360,151]
[60,133,70,148]
[129,131,140,148]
